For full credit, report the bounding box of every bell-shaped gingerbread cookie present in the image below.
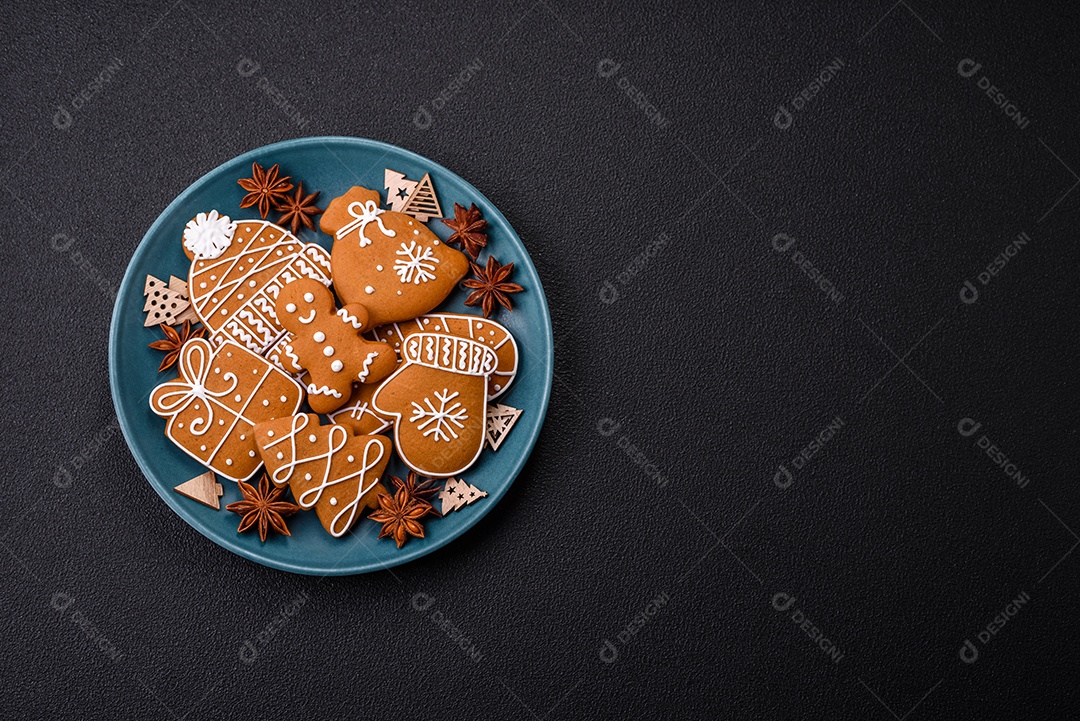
[372,333,499,477]
[321,186,469,326]
[274,278,397,414]
[254,414,391,538]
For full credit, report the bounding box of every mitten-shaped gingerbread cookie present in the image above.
[274,278,397,414]
[372,333,499,477]
[321,186,469,325]
[371,312,519,399]
[254,414,391,538]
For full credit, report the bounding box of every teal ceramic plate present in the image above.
[109,137,552,575]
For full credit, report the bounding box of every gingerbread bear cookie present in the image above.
[274,278,397,414]
[372,333,499,477]
[371,312,519,399]
[185,212,332,354]
[320,186,469,326]
[254,414,391,538]
[149,338,304,482]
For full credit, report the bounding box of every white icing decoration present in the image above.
[409,388,468,442]
[331,360,343,372]
[307,383,343,398]
[285,303,297,313]
[303,292,314,302]
[337,308,364,329]
[365,286,375,294]
[357,351,379,383]
[313,331,325,342]
[183,210,236,260]
[298,309,316,324]
[335,200,396,247]
[394,241,440,284]
[323,346,335,357]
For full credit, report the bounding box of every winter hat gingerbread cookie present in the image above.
[274,278,396,414]
[184,211,332,354]
[372,333,499,477]
[320,186,469,326]
[254,414,391,538]
[149,338,304,482]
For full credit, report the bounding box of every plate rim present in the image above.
[108,136,554,575]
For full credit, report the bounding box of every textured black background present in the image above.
[3,1,1079,718]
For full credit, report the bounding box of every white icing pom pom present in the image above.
[183,210,236,260]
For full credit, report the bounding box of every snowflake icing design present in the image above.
[394,241,440,284]
[409,388,469,442]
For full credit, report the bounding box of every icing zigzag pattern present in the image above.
[237,309,275,344]
[283,344,303,372]
[337,308,364,329]
[307,383,344,398]
[223,320,260,352]
[357,351,379,382]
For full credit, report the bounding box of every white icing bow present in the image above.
[149,338,239,436]
[335,200,396,247]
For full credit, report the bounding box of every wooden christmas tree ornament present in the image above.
[384,169,418,212]
[397,172,442,222]
[438,477,488,515]
[486,403,523,451]
[174,471,224,510]
[143,274,192,327]
[167,275,201,325]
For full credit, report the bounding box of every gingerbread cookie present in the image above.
[254,414,391,538]
[186,213,332,354]
[372,333,499,477]
[274,278,397,414]
[149,338,304,482]
[320,186,469,326]
[371,312,518,399]
[328,382,392,436]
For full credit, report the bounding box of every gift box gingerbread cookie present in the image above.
[149,338,304,482]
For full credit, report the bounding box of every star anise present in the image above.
[441,202,488,259]
[148,320,206,372]
[369,486,429,548]
[390,472,443,517]
[238,162,294,218]
[275,182,322,234]
[226,473,300,542]
[462,256,524,318]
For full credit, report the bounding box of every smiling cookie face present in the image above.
[275,278,397,414]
